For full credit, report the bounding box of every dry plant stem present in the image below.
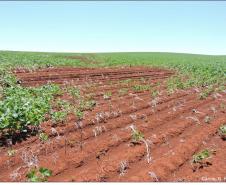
[186,116,201,124]
[141,138,151,164]
[129,125,151,164]
[148,171,159,182]
[80,129,83,151]
[78,121,83,151]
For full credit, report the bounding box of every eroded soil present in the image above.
[0,66,225,182]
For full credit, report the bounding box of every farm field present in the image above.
[0,51,226,182]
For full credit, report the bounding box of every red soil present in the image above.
[0,67,225,182]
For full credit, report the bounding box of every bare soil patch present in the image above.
[0,67,225,182]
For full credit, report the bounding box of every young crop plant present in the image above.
[85,99,96,110]
[42,84,63,96]
[75,109,84,121]
[73,108,84,151]
[51,111,67,125]
[198,85,215,100]
[39,132,49,142]
[191,148,217,171]
[26,167,52,182]
[78,98,96,111]
[56,99,71,112]
[218,124,226,140]
[220,103,226,113]
[121,79,132,86]
[130,126,144,143]
[132,84,151,92]
[192,149,214,163]
[167,76,185,94]
[151,89,159,98]
[68,86,81,99]
[129,125,151,163]
[103,91,112,100]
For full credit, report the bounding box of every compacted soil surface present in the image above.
[0,66,225,182]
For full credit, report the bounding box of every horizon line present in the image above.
[1,50,226,56]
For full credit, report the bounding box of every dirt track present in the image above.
[0,67,225,182]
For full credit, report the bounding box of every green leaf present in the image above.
[39,167,52,177]
[26,169,39,182]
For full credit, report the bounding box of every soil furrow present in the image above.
[48,97,220,181]
[115,111,225,181]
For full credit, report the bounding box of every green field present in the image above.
[1,51,226,87]
[0,51,225,140]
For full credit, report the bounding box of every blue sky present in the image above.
[0,1,226,55]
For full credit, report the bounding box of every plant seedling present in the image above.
[129,125,151,163]
[51,111,67,125]
[121,79,132,85]
[167,76,185,93]
[192,149,212,163]
[131,128,144,143]
[75,109,84,120]
[26,167,52,182]
[39,132,49,142]
[68,87,80,99]
[85,100,96,110]
[132,84,150,92]
[26,169,39,182]
[192,149,216,171]
[151,90,159,98]
[220,103,226,113]
[103,91,112,100]
[129,125,144,143]
[56,99,71,111]
[218,124,226,140]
